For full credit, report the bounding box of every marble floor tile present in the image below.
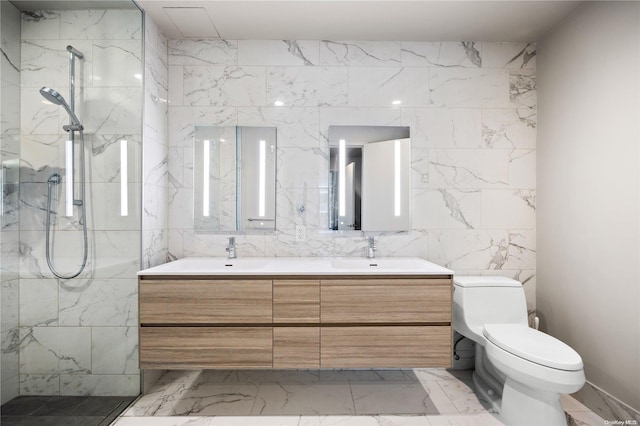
[251,382,355,415]
[426,413,504,426]
[561,394,593,412]
[319,369,416,382]
[566,410,608,426]
[212,416,309,425]
[413,369,472,383]
[172,384,260,416]
[204,369,321,384]
[350,380,457,415]
[114,417,215,426]
[436,379,493,413]
[313,415,431,426]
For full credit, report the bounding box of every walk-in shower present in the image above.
[41,45,87,279]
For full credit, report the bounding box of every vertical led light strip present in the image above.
[258,139,266,217]
[203,139,210,217]
[339,139,346,216]
[65,139,73,217]
[394,140,401,217]
[120,140,128,216]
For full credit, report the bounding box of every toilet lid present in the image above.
[483,324,583,371]
[453,276,521,288]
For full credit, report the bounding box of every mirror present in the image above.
[328,125,410,231]
[194,126,277,232]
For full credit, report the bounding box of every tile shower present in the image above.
[2,3,145,400]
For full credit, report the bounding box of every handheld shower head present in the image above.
[39,87,82,128]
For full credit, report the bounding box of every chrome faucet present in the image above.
[366,236,376,259]
[225,237,236,259]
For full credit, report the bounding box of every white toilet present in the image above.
[453,276,585,426]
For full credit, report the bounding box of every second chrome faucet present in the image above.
[366,236,376,259]
[225,237,236,259]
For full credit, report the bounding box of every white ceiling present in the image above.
[138,0,583,42]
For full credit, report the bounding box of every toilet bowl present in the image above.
[453,276,585,426]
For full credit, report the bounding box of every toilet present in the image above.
[452,276,585,426]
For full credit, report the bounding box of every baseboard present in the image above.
[572,380,640,422]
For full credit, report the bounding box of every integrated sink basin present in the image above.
[138,257,452,276]
[330,257,434,270]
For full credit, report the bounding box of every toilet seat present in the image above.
[483,324,583,371]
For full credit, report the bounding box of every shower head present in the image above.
[39,87,65,105]
[39,87,82,128]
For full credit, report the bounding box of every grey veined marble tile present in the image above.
[251,382,355,415]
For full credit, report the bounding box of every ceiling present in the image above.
[137,0,583,42]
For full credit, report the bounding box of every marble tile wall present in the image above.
[166,41,537,323]
[142,15,169,269]
[1,0,22,404]
[17,8,143,396]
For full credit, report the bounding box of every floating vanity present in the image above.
[137,257,454,370]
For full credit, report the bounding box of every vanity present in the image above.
[137,257,454,370]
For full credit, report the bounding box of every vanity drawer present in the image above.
[140,327,272,369]
[321,326,451,368]
[273,327,320,368]
[273,280,320,323]
[139,279,272,324]
[320,278,451,323]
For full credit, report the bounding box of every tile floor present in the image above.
[112,369,608,425]
[0,395,136,425]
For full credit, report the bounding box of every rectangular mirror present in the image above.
[328,125,410,232]
[194,126,277,232]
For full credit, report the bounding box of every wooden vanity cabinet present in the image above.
[138,275,452,370]
[321,278,451,323]
[139,279,272,324]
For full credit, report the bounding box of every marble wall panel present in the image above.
[58,10,141,40]
[19,326,91,375]
[430,68,510,108]
[481,42,536,69]
[141,12,169,276]
[401,42,481,67]
[240,40,319,66]
[320,41,400,67]
[348,67,429,107]
[169,39,237,66]
[267,67,347,107]
[184,66,265,107]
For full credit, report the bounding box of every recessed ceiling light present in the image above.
[134,74,142,80]
[274,100,284,107]
[392,100,402,105]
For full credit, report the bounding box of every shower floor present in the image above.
[0,395,136,425]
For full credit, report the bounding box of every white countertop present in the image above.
[137,257,453,276]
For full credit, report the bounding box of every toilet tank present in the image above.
[453,276,528,344]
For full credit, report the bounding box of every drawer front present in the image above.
[273,327,320,368]
[273,280,320,323]
[140,327,272,369]
[321,326,451,368]
[321,279,451,323]
[139,280,272,324]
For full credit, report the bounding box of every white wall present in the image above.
[538,1,640,411]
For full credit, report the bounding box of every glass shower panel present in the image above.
[7,1,144,398]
